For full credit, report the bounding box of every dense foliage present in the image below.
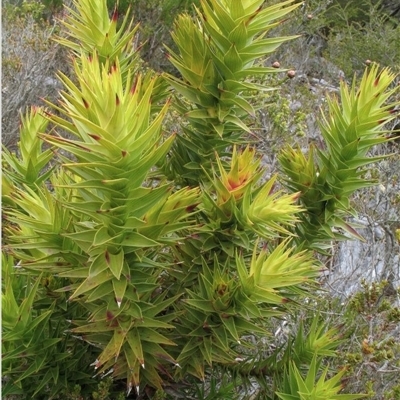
[2,0,400,399]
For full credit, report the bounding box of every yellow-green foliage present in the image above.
[2,0,399,398]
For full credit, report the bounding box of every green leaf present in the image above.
[127,328,145,368]
[134,316,174,330]
[123,346,141,393]
[143,341,178,366]
[185,298,215,313]
[199,337,213,366]
[139,328,176,346]
[121,231,160,248]
[15,356,47,383]
[106,249,124,280]
[97,327,127,368]
[112,276,128,307]
[69,269,113,300]
[223,44,243,72]
[71,320,116,333]
[89,251,109,277]
[221,315,241,344]
[19,274,42,327]
[24,310,53,335]
[32,368,55,398]
[93,226,113,247]
[87,281,114,302]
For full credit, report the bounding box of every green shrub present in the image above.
[303,0,400,76]
[2,1,46,22]
[2,0,400,398]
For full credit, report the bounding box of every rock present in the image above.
[44,76,62,89]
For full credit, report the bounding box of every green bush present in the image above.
[2,1,46,22]
[2,0,400,398]
[302,0,400,76]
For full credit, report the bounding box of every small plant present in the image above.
[2,0,399,398]
[276,355,364,400]
[300,281,400,400]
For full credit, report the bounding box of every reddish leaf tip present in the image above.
[112,8,118,22]
[131,76,139,94]
[89,133,101,141]
[106,310,114,321]
[186,203,199,212]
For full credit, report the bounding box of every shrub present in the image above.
[2,0,400,398]
[302,0,400,77]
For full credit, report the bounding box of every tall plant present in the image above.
[2,0,399,398]
[279,65,400,250]
[164,0,300,183]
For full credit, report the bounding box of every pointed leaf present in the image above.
[113,276,128,307]
[127,328,145,368]
[69,269,113,300]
